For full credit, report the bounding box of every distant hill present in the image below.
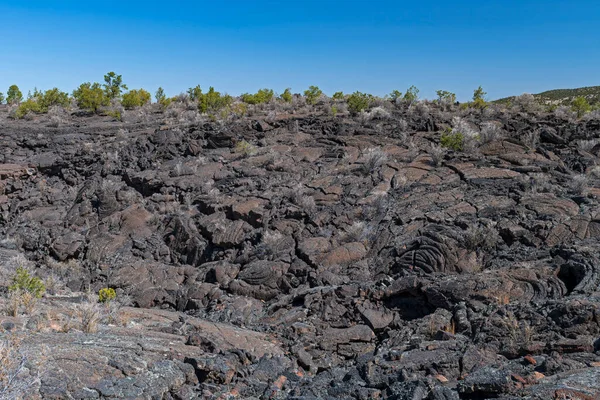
[495,86,600,105]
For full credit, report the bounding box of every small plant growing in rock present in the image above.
[440,129,464,151]
[361,147,388,175]
[98,287,117,303]
[78,302,101,333]
[0,92,4,104]
[155,87,172,108]
[9,267,45,299]
[304,85,322,105]
[235,140,257,157]
[429,143,446,167]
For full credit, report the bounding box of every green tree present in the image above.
[73,82,110,112]
[0,92,4,104]
[121,89,151,109]
[6,85,23,105]
[472,86,487,109]
[103,72,127,99]
[304,85,323,105]
[389,90,402,102]
[187,85,202,101]
[403,85,419,104]
[332,91,345,101]
[347,91,372,115]
[280,88,293,103]
[436,90,456,104]
[571,96,591,118]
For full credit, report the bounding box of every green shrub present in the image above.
[389,90,402,102]
[103,110,122,121]
[241,88,274,105]
[14,88,70,118]
[332,91,345,101]
[73,82,110,112]
[6,85,23,105]
[103,71,127,99]
[280,88,293,103]
[436,90,456,104]
[235,140,257,156]
[187,85,202,101]
[155,87,172,108]
[440,130,464,151]
[304,85,322,105]
[331,105,338,116]
[572,96,591,118]
[14,99,42,119]
[347,91,372,115]
[472,86,487,109]
[38,88,70,110]
[198,86,232,114]
[403,85,419,104]
[9,267,45,298]
[0,92,4,104]
[121,89,151,109]
[98,287,117,303]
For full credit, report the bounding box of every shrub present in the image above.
[241,88,274,105]
[8,267,45,298]
[6,85,23,105]
[187,85,202,101]
[389,90,402,102]
[472,86,487,109]
[429,144,446,167]
[403,85,419,104]
[436,90,456,104]
[440,129,464,151]
[13,88,70,119]
[98,287,117,303]
[280,88,293,103]
[304,85,322,105]
[78,302,101,333]
[361,147,388,175]
[121,89,151,109]
[103,71,127,99]
[155,87,171,108]
[198,87,232,114]
[73,82,110,112]
[0,92,4,104]
[235,140,257,156]
[347,91,372,115]
[571,96,591,118]
[332,91,345,101]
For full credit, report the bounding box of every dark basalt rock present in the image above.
[1,104,600,398]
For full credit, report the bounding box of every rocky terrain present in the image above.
[0,98,600,399]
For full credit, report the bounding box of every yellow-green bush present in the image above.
[98,287,117,303]
[9,267,45,298]
[241,88,274,105]
[73,82,110,112]
[121,89,151,109]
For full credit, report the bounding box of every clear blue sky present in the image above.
[0,1,598,101]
